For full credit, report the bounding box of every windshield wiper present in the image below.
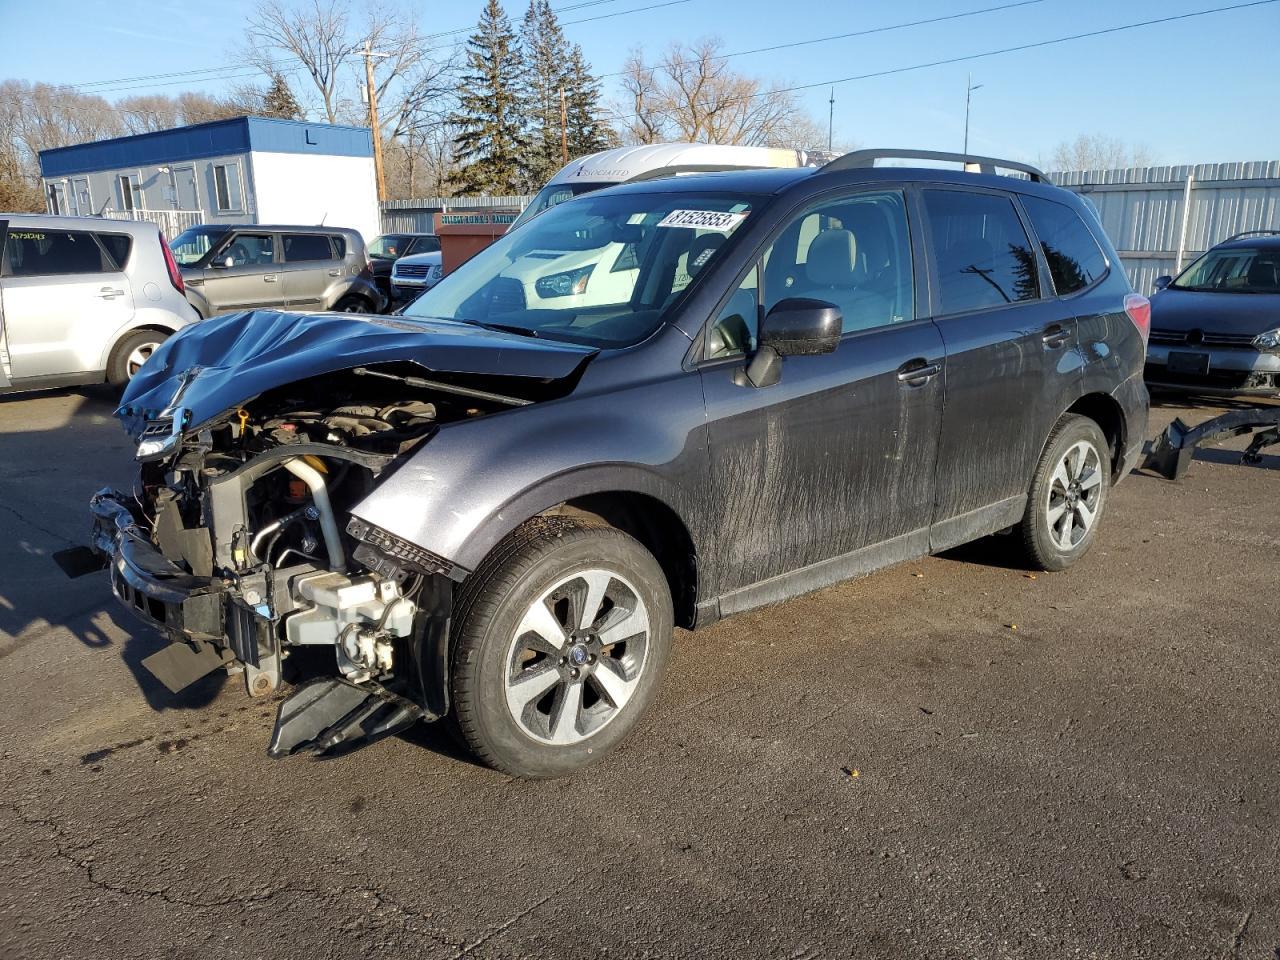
[452,317,541,339]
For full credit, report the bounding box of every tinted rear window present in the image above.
[283,234,336,262]
[1021,195,1107,295]
[3,229,112,277]
[923,190,1040,314]
[97,233,133,270]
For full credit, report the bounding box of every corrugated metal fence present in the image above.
[380,162,1280,295]
[380,196,529,233]
[1051,161,1280,294]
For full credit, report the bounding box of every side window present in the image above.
[411,236,440,255]
[213,162,244,213]
[96,233,133,270]
[1021,195,1107,296]
[764,190,914,335]
[222,234,275,266]
[707,267,759,359]
[923,190,1040,313]
[329,236,346,259]
[283,233,335,262]
[3,229,110,277]
[117,174,141,212]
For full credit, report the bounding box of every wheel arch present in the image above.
[101,322,179,373]
[1065,391,1127,480]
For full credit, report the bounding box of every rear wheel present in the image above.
[1018,414,1111,571]
[107,330,168,386]
[334,295,370,313]
[450,518,673,778]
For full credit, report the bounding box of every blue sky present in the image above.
[3,0,1278,164]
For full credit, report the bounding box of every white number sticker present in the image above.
[656,209,748,232]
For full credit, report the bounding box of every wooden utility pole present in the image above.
[364,39,388,202]
[560,86,569,164]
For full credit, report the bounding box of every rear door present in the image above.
[201,232,283,314]
[0,225,134,379]
[919,186,1080,549]
[281,233,341,310]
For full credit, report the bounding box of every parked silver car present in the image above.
[0,214,198,393]
[389,248,443,305]
[169,224,386,318]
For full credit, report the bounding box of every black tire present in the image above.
[1018,414,1111,572]
[450,517,673,778]
[334,295,370,313]
[107,329,168,387]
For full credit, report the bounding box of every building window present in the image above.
[117,174,142,212]
[213,162,243,213]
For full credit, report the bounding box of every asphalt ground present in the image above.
[1,386,1277,960]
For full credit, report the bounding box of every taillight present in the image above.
[160,230,185,295]
[1124,293,1150,344]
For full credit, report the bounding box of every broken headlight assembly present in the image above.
[1252,327,1280,352]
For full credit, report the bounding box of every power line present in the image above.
[72,0,647,93]
[604,0,1280,125]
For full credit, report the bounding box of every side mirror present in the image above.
[737,298,842,388]
[1153,275,1173,291]
[210,255,233,269]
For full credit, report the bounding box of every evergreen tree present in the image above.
[451,0,527,195]
[563,44,616,158]
[518,0,571,188]
[260,73,302,120]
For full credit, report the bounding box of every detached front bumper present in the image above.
[90,488,226,641]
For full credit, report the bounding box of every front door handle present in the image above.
[327,269,342,277]
[897,359,941,384]
[98,286,124,299]
[264,275,278,282]
[1042,324,1070,348]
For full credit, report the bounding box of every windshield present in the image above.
[1173,246,1280,293]
[508,181,610,231]
[369,235,411,259]
[170,226,229,266]
[403,190,756,348]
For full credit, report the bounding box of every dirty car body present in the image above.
[90,153,1150,774]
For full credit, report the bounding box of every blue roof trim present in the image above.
[39,117,372,177]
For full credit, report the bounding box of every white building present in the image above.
[38,117,380,242]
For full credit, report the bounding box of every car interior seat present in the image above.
[796,229,892,332]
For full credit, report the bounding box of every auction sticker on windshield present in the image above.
[657,209,748,232]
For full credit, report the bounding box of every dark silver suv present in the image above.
[90,150,1149,779]
[169,224,385,317]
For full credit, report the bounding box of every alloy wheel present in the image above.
[1046,439,1103,551]
[126,341,160,378]
[504,568,651,745]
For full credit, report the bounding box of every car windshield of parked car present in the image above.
[170,226,229,266]
[403,191,755,348]
[369,235,411,259]
[508,181,609,231]
[1173,246,1280,293]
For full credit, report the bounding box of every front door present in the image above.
[173,166,199,210]
[1,226,133,379]
[698,188,945,609]
[70,178,92,217]
[919,187,1081,549]
[201,232,284,314]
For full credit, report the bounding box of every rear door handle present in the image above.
[897,359,941,384]
[98,286,124,299]
[264,275,278,282]
[327,269,342,277]
[1042,324,1070,348]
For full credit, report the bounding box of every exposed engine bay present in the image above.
[90,362,550,756]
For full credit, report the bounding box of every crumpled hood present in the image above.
[118,309,597,436]
[1151,288,1280,336]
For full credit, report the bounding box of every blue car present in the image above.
[1146,230,1280,395]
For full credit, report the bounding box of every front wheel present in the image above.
[1018,414,1111,571]
[334,295,370,313]
[450,519,673,778]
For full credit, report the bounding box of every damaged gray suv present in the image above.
[89,150,1149,778]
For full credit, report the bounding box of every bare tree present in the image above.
[246,0,362,123]
[617,39,822,149]
[1049,134,1154,172]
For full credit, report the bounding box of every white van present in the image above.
[0,215,198,394]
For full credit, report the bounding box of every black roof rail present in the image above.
[821,149,1046,183]
[1224,229,1280,243]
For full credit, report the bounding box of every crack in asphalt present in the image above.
[0,500,78,548]
[453,894,554,958]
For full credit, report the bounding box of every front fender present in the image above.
[349,355,709,575]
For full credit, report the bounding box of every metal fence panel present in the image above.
[380,196,530,234]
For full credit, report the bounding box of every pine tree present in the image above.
[563,44,616,159]
[451,0,527,195]
[260,73,302,120]
[518,0,571,188]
